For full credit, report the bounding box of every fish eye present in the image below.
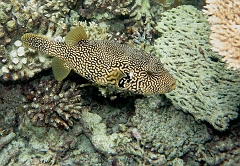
[146,70,153,76]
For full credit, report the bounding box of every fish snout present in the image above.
[167,78,176,93]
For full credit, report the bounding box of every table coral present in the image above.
[154,5,240,131]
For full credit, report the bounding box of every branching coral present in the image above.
[203,0,240,70]
[154,5,240,131]
[22,76,82,129]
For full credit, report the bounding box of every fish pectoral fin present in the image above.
[52,57,71,82]
[65,26,88,46]
[106,70,125,86]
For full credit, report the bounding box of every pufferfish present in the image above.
[21,26,176,95]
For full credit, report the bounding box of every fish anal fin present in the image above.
[52,57,71,81]
[65,26,88,46]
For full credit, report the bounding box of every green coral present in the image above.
[154,5,240,131]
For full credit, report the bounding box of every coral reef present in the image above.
[154,5,240,131]
[80,0,132,20]
[79,21,112,40]
[0,75,238,165]
[1,0,240,165]
[17,81,211,165]
[18,122,81,165]
[203,0,240,70]
[131,95,210,164]
[21,76,82,129]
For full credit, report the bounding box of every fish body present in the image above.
[22,27,176,95]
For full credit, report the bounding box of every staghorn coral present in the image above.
[129,0,153,26]
[22,76,82,129]
[203,0,240,70]
[79,0,157,44]
[154,5,240,131]
[125,0,204,45]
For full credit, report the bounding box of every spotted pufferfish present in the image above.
[21,26,176,95]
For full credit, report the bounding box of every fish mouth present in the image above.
[170,80,176,91]
[167,79,176,92]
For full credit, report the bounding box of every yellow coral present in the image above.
[203,0,240,70]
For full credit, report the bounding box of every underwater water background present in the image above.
[0,0,239,165]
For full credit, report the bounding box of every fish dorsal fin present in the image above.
[65,26,88,46]
[52,57,71,81]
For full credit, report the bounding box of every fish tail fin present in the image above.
[21,33,66,57]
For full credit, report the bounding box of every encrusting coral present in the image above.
[154,5,240,131]
[203,0,240,70]
[131,95,210,164]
